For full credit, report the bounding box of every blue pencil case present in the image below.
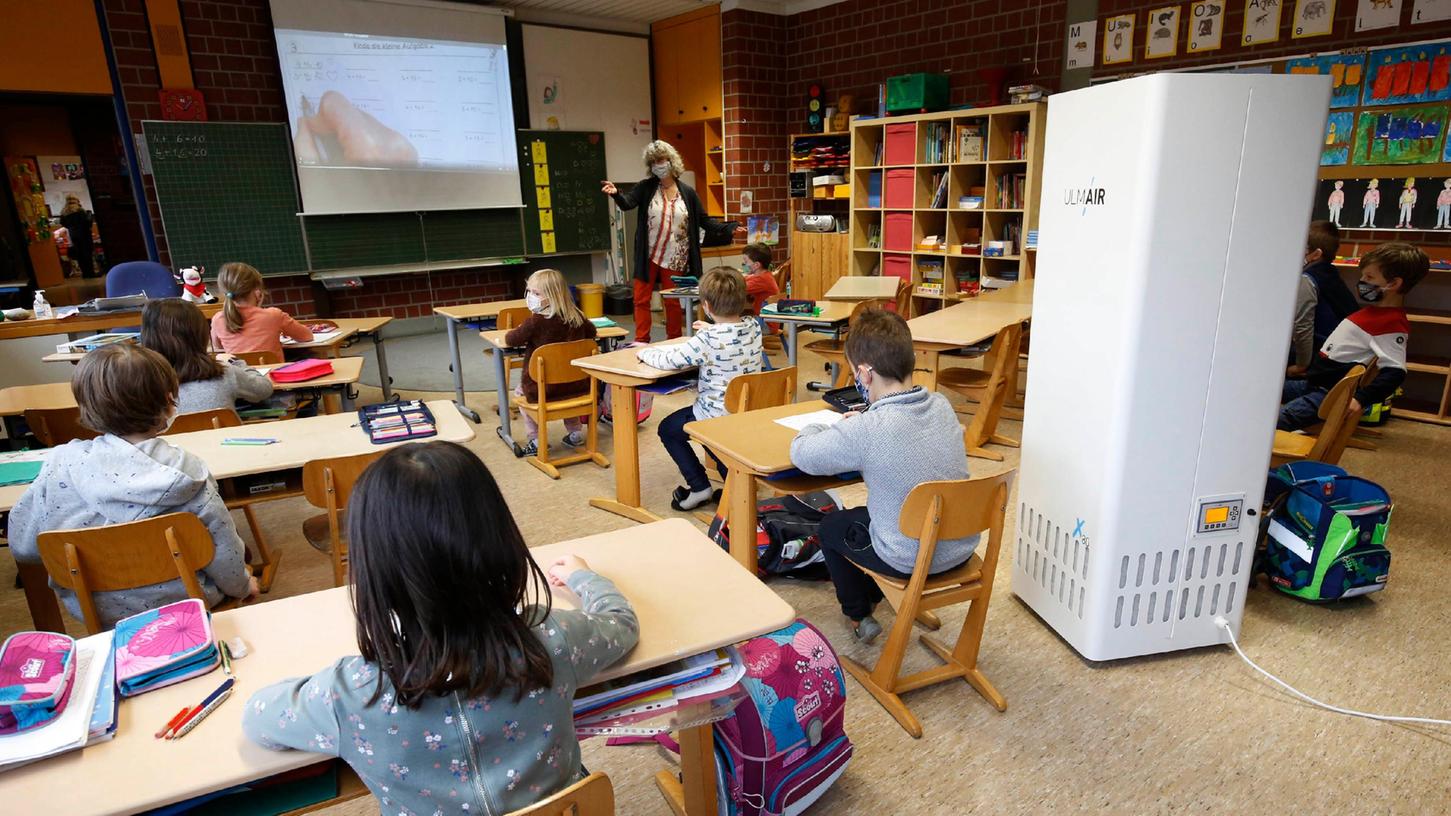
[113,599,220,697]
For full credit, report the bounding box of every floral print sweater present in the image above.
[242,570,639,816]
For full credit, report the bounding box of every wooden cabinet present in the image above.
[791,231,850,301]
[652,8,721,126]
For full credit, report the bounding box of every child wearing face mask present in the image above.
[8,344,256,629]
[1279,242,1428,431]
[788,308,973,645]
[505,268,598,455]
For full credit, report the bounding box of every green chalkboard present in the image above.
[519,130,610,255]
[142,121,307,276]
[303,209,524,271]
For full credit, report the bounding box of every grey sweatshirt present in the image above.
[8,434,252,628]
[243,570,639,816]
[176,361,274,414]
[790,387,978,573]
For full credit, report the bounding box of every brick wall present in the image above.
[97,0,521,319]
[722,9,792,261]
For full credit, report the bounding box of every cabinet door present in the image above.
[690,15,722,120]
[653,29,683,125]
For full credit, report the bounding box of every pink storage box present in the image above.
[884,169,915,210]
[883,213,914,252]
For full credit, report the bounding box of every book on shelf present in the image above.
[1010,130,1028,160]
[930,171,949,208]
[866,223,881,248]
[917,282,944,296]
[867,171,882,207]
[923,122,949,164]
[872,139,884,166]
[1025,229,1039,249]
[994,173,1026,209]
[953,123,984,162]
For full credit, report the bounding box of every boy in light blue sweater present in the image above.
[789,308,974,644]
[638,267,762,511]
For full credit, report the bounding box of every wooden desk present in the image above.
[5,400,475,632]
[907,300,1033,390]
[823,275,900,302]
[573,340,693,525]
[976,279,1033,305]
[760,300,855,368]
[477,325,629,455]
[686,401,860,573]
[0,303,223,342]
[312,317,394,401]
[2,519,794,816]
[0,357,366,417]
[435,299,528,422]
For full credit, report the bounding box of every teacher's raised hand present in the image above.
[600,180,618,196]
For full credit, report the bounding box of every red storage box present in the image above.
[884,169,915,210]
[883,254,912,281]
[885,123,916,165]
[883,213,913,252]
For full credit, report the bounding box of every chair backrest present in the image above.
[302,450,386,512]
[498,306,532,331]
[847,298,887,329]
[891,276,912,315]
[36,512,215,634]
[506,771,614,816]
[530,339,596,391]
[772,260,791,295]
[898,471,1016,580]
[166,408,243,435]
[725,367,797,414]
[105,261,180,299]
[237,350,283,366]
[24,407,99,447]
[963,322,1024,447]
[1313,364,1366,464]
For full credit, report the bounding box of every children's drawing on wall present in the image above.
[1188,1,1225,52]
[1362,40,1451,106]
[1321,111,1354,165]
[1327,180,1346,225]
[1242,0,1284,45]
[1437,179,1451,228]
[1292,0,1336,38]
[1397,177,1418,227]
[1352,103,1449,165]
[1362,178,1381,226]
[1145,6,1180,58]
[1286,54,1366,107]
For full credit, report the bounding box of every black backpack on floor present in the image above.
[707,491,839,579]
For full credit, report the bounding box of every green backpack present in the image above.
[1261,463,1392,602]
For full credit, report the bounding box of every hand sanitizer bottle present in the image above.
[33,290,54,320]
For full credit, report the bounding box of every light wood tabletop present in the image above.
[823,275,902,301]
[0,303,223,342]
[976,279,1034,305]
[478,325,629,350]
[572,337,691,384]
[2,518,794,816]
[434,299,529,321]
[41,317,392,363]
[760,300,856,325]
[907,300,1033,347]
[0,358,366,416]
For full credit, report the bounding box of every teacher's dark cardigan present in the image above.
[610,176,736,282]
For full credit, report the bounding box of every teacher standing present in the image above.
[602,140,742,343]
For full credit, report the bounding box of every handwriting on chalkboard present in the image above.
[148,130,209,161]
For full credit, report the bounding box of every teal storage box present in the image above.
[886,73,949,113]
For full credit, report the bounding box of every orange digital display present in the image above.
[1204,506,1229,524]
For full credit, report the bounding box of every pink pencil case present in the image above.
[113,598,220,697]
[0,631,78,735]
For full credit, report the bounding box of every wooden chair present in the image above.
[36,512,243,635]
[1306,361,1382,451]
[506,771,613,816]
[24,407,98,447]
[236,350,283,366]
[692,367,799,524]
[497,306,533,395]
[1271,364,1364,468]
[839,471,1014,738]
[161,408,281,592]
[511,339,610,479]
[302,450,386,587]
[936,322,1025,461]
[891,276,912,316]
[801,299,886,388]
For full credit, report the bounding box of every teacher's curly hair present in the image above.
[642,140,685,179]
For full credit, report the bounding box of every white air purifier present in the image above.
[1014,73,1330,661]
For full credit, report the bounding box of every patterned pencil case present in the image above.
[358,400,438,444]
[0,631,78,735]
[113,598,220,697]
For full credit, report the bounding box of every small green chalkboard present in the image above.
[142,121,307,276]
[519,131,610,255]
[303,209,524,270]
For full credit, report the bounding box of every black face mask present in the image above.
[1356,280,1385,302]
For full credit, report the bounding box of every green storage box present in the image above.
[886,73,949,113]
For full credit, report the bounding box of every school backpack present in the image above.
[714,619,853,816]
[1261,462,1392,602]
[598,341,654,425]
[707,492,839,579]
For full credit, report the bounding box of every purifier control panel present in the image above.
[1195,496,1244,534]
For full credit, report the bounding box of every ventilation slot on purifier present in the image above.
[1111,541,1244,629]
[1017,502,1088,619]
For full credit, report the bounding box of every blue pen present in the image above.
[168,677,235,739]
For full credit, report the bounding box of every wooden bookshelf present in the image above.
[849,102,1046,317]
[789,131,851,299]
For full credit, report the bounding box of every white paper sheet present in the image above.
[774,409,844,431]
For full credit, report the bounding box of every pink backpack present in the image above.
[714,619,852,816]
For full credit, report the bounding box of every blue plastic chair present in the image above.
[106,261,179,299]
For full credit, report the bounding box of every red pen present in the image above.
[156,706,192,739]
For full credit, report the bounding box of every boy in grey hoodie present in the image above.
[9,345,256,629]
[789,308,975,644]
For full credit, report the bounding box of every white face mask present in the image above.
[652,162,671,179]
[162,405,178,433]
[526,292,545,313]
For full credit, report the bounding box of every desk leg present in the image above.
[588,383,662,525]
[727,466,759,575]
[340,384,355,413]
[17,562,65,633]
[371,333,393,401]
[490,342,522,456]
[682,296,696,337]
[917,349,941,392]
[445,317,480,423]
[655,722,717,816]
[786,322,799,368]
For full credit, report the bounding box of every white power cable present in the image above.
[1213,616,1451,727]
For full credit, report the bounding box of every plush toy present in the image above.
[176,265,215,304]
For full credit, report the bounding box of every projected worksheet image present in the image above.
[277,30,515,171]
